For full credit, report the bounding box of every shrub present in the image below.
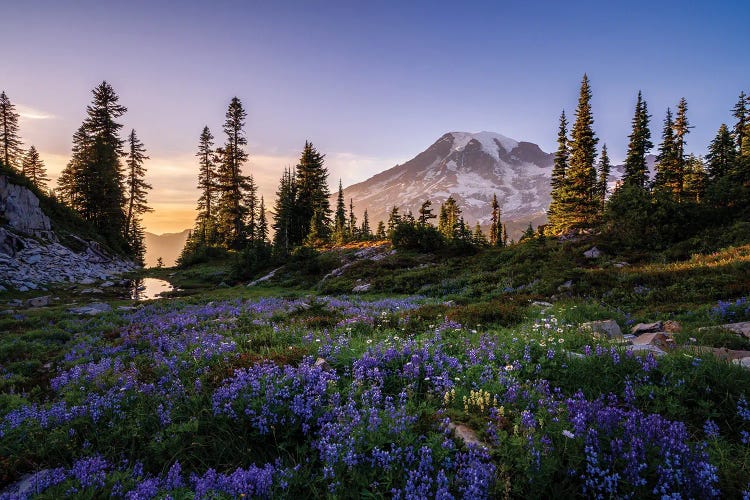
[391,223,445,252]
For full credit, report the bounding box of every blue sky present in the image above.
[2,0,748,232]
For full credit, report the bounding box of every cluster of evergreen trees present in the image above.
[55,82,151,263]
[546,75,750,244]
[389,194,508,252]
[0,91,50,190]
[2,85,150,262]
[184,97,266,253]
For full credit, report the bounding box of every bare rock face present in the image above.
[721,322,750,339]
[0,175,136,291]
[0,175,54,239]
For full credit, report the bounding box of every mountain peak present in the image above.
[445,131,520,160]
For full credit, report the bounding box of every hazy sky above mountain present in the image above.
[3,0,748,233]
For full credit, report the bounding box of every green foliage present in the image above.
[177,240,230,268]
[391,221,445,252]
[231,242,274,281]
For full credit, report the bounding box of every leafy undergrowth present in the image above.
[2,294,750,498]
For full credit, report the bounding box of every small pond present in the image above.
[131,278,175,300]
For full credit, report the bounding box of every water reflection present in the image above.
[131,278,174,300]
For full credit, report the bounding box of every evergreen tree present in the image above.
[0,91,24,171]
[672,97,692,197]
[244,174,258,241]
[558,74,599,230]
[387,206,401,235]
[294,141,331,245]
[22,146,49,189]
[706,124,737,181]
[78,81,128,244]
[417,200,436,225]
[348,198,357,239]
[732,91,748,152]
[129,218,147,266]
[57,125,92,210]
[501,223,509,246]
[375,221,386,240]
[653,108,681,195]
[216,97,252,249]
[437,196,461,239]
[195,126,217,243]
[360,209,371,240]
[272,167,297,253]
[596,144,611,210]
[257,196,268,243]
[546,111,569,234]
[683,155,708,203]
[489,194,502,246]
[333,180,346,242]
[456,217,472,243]
[123,129,151,247]
[472,222,487,246]
[622,91,653,188]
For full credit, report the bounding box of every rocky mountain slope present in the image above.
[0,173,135,291]
[144,229,191,268]
[342,131,656,234]
[343,131,554,230]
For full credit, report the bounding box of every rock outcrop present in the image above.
[0,175,135,291]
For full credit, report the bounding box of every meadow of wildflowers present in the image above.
[2,295,750,498]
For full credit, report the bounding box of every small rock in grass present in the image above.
[352,283,371,293]
[631,322,664,335]
[25,295,51,308]
[625,344,666,356]
[447,422,488,448]
[581,320,623,340]
[632,332,673,350]
[583,246,602,259]
[314,357,332,371]
[732,357,750,369]
[70,302,112,316]
[532,301,553,308]
[663,320,682,333]
[720,321,750,339]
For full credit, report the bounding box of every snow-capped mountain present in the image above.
[343,131,554,230]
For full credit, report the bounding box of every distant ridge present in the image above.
[144,229,191,268]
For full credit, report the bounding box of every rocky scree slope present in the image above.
[0,174,135,292]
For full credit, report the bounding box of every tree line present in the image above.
[544,75,750,249]
[1,84,152,264]
[0,91,50,191]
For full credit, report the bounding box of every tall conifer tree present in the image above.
[360,209,371,239]
[546,109,572,234]
[195,126,217,243]
[257,196,268,243]
[124,129,151,249]
[732,91,748,152]
[294,141,331,245]
[0,91,23,171]
[622,92,653,188]
[272,167,297,253]
[76,81,128,244]
[22,146,49,190]
[706,124,736,181]
[561,74,599,229]
[597,144,611,211]
[653,108,680,195]
[216,97,251,248]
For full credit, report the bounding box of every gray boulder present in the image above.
[70,302,112,316]
[581,320,623,340]
[631,322,664,335]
